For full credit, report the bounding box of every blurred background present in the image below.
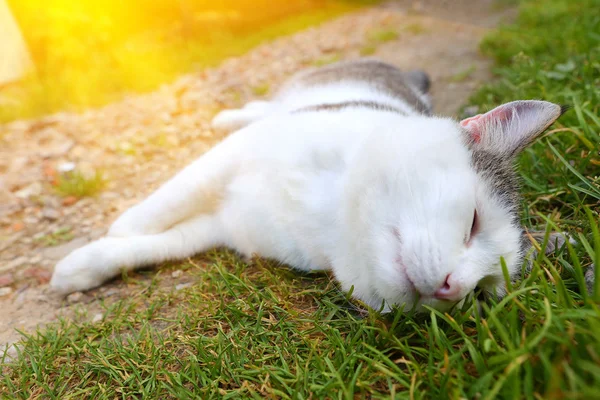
[0,0,373,123]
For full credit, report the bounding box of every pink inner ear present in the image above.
[460,114,483,143]
[460,104,515,144]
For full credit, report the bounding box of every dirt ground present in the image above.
[0,1,516,350]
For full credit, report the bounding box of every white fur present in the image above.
[51,68,559,313]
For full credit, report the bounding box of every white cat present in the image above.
[50,59,568,312]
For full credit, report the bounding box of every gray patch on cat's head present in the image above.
[470,149,522,225]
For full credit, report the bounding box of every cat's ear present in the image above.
[460,100,567,157]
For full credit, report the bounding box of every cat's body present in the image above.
[51,59,567,312]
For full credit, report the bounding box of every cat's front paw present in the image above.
[50,240,115,295]
[543,231,576,255]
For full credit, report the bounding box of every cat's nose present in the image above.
[434,274,462,301]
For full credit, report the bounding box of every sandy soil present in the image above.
[0,1,516,350]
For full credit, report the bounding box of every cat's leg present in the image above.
[107,141,238,238]
[51,214,224,294]
[523,230,596,294]
[211,100,274,131]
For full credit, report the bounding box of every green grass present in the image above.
[34,227,74,247]
[403,22,427,35]
[2,0,600,398]
[251,83,271,97]
[54,170,107,198]
[311,53,343,67]
[450,65,476,82]
[360,44,378,56]
[366,28,399,43]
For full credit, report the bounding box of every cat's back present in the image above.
[277,59,432,115]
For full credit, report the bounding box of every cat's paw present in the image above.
[527,230,576,256]
[543,231,576,255]
[50,239,115,295]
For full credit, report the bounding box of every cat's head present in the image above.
[333,100,565,312]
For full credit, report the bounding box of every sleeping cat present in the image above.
[50,59,580,312]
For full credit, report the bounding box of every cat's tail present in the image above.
[211,100,275,132]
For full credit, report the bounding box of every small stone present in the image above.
[29,255,42,264]
[0,287,13,297]
[103,288,119,297]
[41,207,61,221]
[2,344,19,363]
[33,232,46,240]
[24,216,38,224]
[92,313,103,323]
[66,291,84,304]
[57,162,76,173]
[22,267,52,284]
[0,273,14,287]
[62,196,79,206]
[171,270,183,278]
[14,182,43,199]
[10,222,25,232]
[4,256,27,270]
[175,282,193,291]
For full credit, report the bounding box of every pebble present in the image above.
[57,162,76,173]
[2,344,19,363]
[175,282,193,291]
[14,182,42,199]
[4,256,27,271]
[41,207,61,221]
[24,216,38,224]
[29,255,42,264]
[92,313,103,323]
[0,273,14,287]
[62,196,79,206]
[22,267,52,284]
[66,291,84,304]
[171,270,183,278]
[0,287,13,297]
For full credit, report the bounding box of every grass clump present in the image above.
[55,170,107,198]
[251,83,270,96]
[450,65,476,82]
[2,0,600,398]
[366,28,399,43]
[311,53,342,67]
[34,227,74,247]
[403,22,427,35]
[359,44,377,56]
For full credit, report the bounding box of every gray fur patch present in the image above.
[470,149,521,225]
[292,100,407,115]
[286,59,432,115]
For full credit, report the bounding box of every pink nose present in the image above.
[434,274,462,301]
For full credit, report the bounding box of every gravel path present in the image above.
[0,1,515,348]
